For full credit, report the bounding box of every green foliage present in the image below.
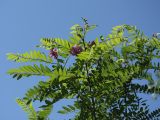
[7,19,160,119]
[16,98,37,120]
[7,51,53,64]
[16,98,52,120]
[58,105,76,114]
[7,64,52,80]
[39,38,71,50]
[37,105,53,120]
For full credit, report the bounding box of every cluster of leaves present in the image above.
[16,98,52,120]
[7,18,160,120]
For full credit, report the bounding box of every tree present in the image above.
[7,18,160,120]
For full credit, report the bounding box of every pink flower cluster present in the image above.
[70,45,83,56]
[49,41,96,59]
[49,48,58,59]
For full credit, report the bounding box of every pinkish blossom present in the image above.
[70,45,83,56]
[49,48,58,59]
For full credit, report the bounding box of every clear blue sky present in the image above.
[1,0,160,120]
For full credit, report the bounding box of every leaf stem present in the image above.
[81,22,97,120]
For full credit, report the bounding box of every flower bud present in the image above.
[88,41,96,48]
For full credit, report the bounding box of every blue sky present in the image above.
[1,0,160,119]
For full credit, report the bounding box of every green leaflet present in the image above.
[37,105,53,119]
[7,50,53,64]
[16,99,37,120]
[106,37,122,47]
[51,68,75,82]
[54,38,71,49]
[77,37,122,61]
[70,24,82,31]
[7,64,52,80]
[58,105,76,114]
[39,38,55,50]
[23,68,75,102]
[25,85,40,100]
[86,24,97,32]
[39,38,71,50]
[69,35,81,45]
[150,38,160,49]
[77,48,94,61]
[131,84,160,94]
[70,24,83,35]
[39,38,71,58]
[16,98,53,120]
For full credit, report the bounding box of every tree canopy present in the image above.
[7,18,160,120]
